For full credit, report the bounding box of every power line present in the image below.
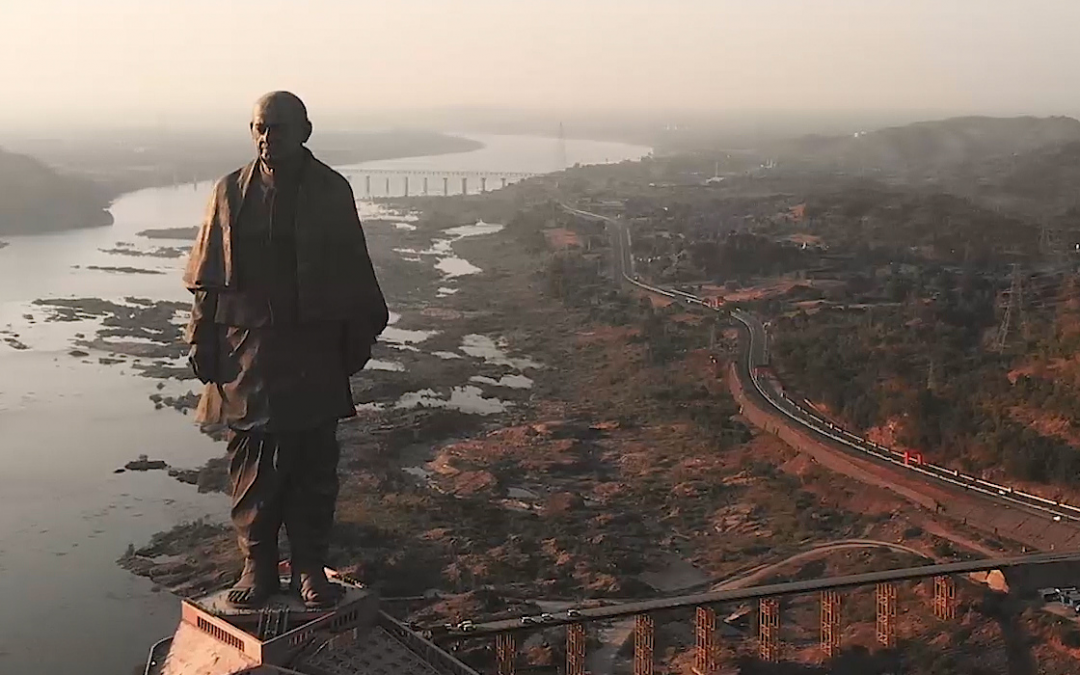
[994,264,1026,353]
[556,122,567,172]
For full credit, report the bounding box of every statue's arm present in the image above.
[342,183,389,376]
[184,290,218,345]
[183,183,224,383]
[185,289,220,384]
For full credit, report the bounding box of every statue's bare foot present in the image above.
[298,568,344,609]
[226,560,280,609]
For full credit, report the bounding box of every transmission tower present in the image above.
[994,264,1025,352]
[1040,219,1068,269]
[556,122,568,172]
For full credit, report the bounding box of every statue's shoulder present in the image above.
[208,165,249,199]
[305,153,352,196]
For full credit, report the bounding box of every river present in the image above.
[0,133,649,675]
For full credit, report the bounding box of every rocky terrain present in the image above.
[20,117,1069,672]
[82,169,1075,672]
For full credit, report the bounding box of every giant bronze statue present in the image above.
[182,91,388,608]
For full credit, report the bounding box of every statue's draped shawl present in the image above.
[183,151,388,334]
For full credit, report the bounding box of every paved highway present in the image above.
[562,203,1080,529]
[730,309,1080,524]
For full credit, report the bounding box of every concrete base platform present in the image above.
[189,571,371,637]
[145,567,478,675]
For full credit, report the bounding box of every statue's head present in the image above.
[250,91,312,167]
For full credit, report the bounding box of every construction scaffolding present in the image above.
[758,597,780,663]
[427,553,1080,674]
[934,575,957,621]
[566,623,585,675]
[820,590,841,658]
[495,633,515,675]
[692,606,716,675]
[634,614,654,675]
[875,582,897,648]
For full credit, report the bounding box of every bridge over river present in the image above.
[342,168,541,198]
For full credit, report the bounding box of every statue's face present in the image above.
[250,98,309,167]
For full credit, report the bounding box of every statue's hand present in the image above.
[342,320,374,376]
[188,341,218,384]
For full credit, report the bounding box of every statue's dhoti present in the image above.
[227,421,340,582]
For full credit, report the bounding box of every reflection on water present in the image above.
[469,374,534,389]
[365,359,405,372]
[355,201,420,223]
[436,257,481,277]
[395,385,510,415]
[392,221,505,281]
[380,310,439,346]
[443,221,505,238]
[382,327,439,345]
[460,334,544,371]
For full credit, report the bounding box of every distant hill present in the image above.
[0,130,484,237]
[968,140,1080,217]
[0,147,113,235]
[773,116,1080,181]
[4,130,483,198]
[802,180,1035,264]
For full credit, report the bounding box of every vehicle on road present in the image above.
[1040,587,1062,602]
[1051,587,1080,611]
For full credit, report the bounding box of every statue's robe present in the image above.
[182,149,388,432]
[182,149,389,578]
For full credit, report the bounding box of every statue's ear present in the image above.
[302,121,313,144]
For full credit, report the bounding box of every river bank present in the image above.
[14,130,1029,674]
[0,133,652,675]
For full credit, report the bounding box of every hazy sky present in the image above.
[3,0,1080,131]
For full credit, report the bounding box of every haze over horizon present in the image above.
[4,0,1080,135]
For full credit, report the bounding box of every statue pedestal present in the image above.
[150,565,378,675]
[144,564,478,675]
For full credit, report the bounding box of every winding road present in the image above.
[565,203,1080,549]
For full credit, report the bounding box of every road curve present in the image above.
[562,203,1080,530]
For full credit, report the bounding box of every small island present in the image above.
[136,227,198,240]
[82,265,166,275]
